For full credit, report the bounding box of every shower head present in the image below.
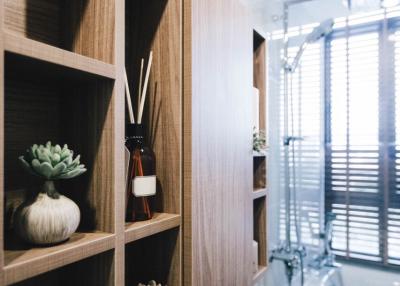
[305,19,334,43]
[285,19,334,73]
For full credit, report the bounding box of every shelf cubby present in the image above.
[253,197,267,275]
[253,156,267,189]
[253,266,268,284]
[252,188,267,200]
[4,32,116,80]
[10,250,114,286]
[125,213,181,244]
[4,232,115,285]
[125,229,180,286]
[124,0,182,285]
[3,52,116,284]
[252,28,268,283]
[4,0,115,64]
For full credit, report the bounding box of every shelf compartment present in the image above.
[4,0,115,64]
[125,228,179,286]
[253,156,267,189]
[125,213,181,243]
[253,265,267,284]
[4,32,116,80]
[4,232,115,285]
[253,188,267,200]
[9,249,114,286]
[3,52,116,283]
[253,197,267,271]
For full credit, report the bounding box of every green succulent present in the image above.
[19,141,87,180]
[253,129,267,152]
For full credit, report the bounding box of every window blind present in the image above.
[326,10,400,266]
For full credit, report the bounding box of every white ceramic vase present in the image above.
[14,181,80,245]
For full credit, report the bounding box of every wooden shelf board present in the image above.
[4,32,116,80]
[253,188,267,200]
[253,152,266,158]
[125,213,181,244]
[4,232,115,285]
[253,265,268,284]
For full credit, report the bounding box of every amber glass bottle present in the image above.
[125,124,156,221]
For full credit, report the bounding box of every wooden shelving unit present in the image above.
[253,266,268,284]
[125,213,181,243]
[252,28,268,283]
[0,0,182,285]
[4,32,116,80]
[4,232,115,285]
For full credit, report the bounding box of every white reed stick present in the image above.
[138,51,153,123]
[124,69,135,124]
[138,58,144,117]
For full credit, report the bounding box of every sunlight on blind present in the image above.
[327,29,382,262]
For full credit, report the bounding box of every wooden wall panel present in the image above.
[3,0,115,64]
[113,0,125,284]
[253,35,266,132]
[64,0,115,64]
[254,197,267,267]
[184,0,253,285]
[0,0,5,283]
[4,0,61,46]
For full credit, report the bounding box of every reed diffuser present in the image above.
[124,52,156,221]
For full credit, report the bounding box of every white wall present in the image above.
[340,262,400,286]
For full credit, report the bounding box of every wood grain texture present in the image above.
[125,229,179,286]
[183,0,193,284]
[253,197,267,268]
[125,1,182,285]
[4,32,116,79]
[113,0,125,285]
[61,80,115,233]
[64,0,115,64]
[10,250,114,286]
[0,0,5,283]
[4,232,115,285]
[253,29,268,279]
[254,157,267,189]
[253,31,267,133]
[4,0,61,47]
[125,213,180,243]
[184,0,253,285]
[125,0,182,215]
[4,0,115,64]
[3,66,116,284]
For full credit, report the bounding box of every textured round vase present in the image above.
[14,181,80,245]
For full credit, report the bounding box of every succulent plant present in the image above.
[19,141,87,180]
[253,129,267,152]
[137,281,162,286]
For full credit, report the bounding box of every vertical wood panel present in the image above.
[114,0,125,284]
[64,0,115,64]
[0,0,6,283]
[4,0,61,46]
[185,0,253,284]
[253,35,266,132]
[182,0,192,284]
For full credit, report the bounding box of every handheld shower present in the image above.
[285,18,334,73]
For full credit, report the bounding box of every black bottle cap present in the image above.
[126,123,144,138]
